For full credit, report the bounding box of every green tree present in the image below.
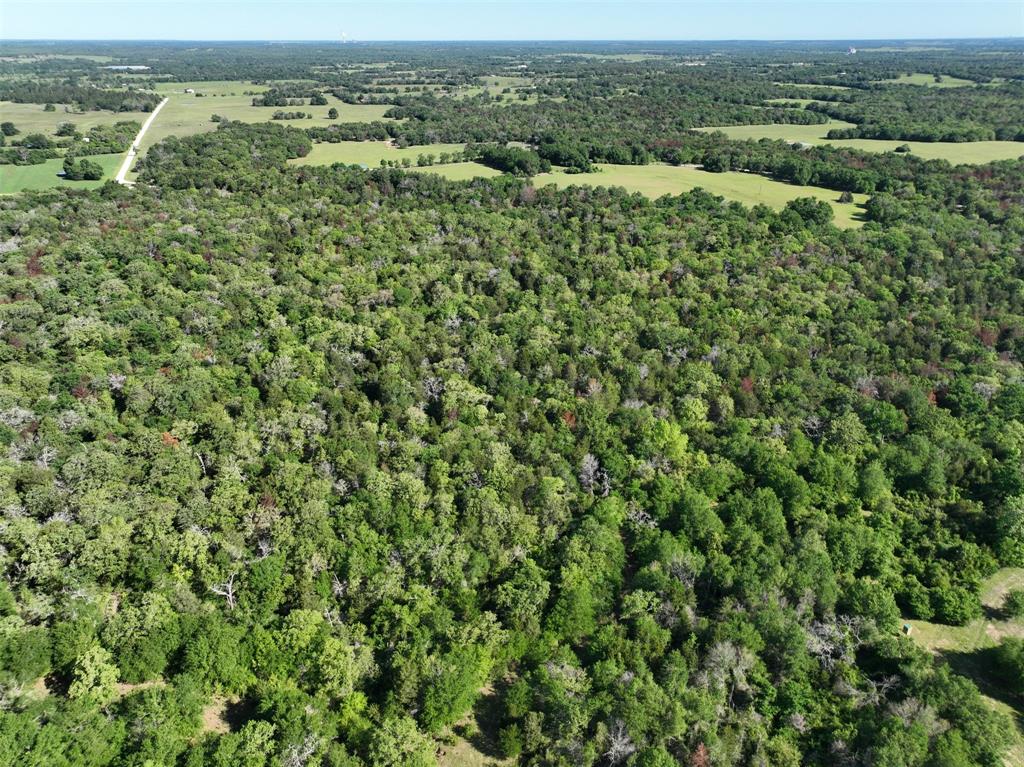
[68,644,119,707]
[368,716,437,767]
[1003,589,1024,618]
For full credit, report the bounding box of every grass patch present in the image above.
[0,53,114,63]
[292,143,500,181]
[437,686,514,767]
[152,80,270,96]
[557,52,669,61]
[126,93,396,179]
[909,568,1024,653]
[534,163,868,228]
[764,98,825,107]
[409,162,503,181]
[880,72,977,87]
[294,149,866,226]
[290,140,469,168]
[0,101,151,136]
[1,152,122,194]
[697,122,1024,164]
[478,75,534,89]
[775,82,853,91]
[906,568,1024,767]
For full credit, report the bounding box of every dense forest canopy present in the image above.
[0,38,1023,767]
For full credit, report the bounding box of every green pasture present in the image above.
[0,100,150,136]
[558,52,669,61]
[881,72,978,87]
[697,122,1024,164]
[0,152,122,194]
[409,161,503,181]
[764,97,825,107]
[293,144,502,182]
[0,53,114,63]
[478,75,534,89]
[294,148,867,226]
[290,140,469,168]
[152,80,270,96]
[774,81,853,91]
[534,163,868,228]
[127,92,395,179]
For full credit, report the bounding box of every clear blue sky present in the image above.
[2,1,1022,41]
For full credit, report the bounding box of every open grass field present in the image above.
[697,121,1024,164]
[152,80,270,95]
[775,81,853,91]
[534,163,868,227]
[409,161,503,181]
[478,75,534,89]
[0,53,115,63]
[126,89,396,179]
[764,97,825,107]
[290,140,469,168]
[0,100,151,136]
[294,149,866,226]
[906,568,1024,767]
[559,52,670,61]
[364,76,545,105]
[0,152,122,194]
[881,72,978,87]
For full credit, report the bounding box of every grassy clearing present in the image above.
[534,163,868,228]
[478,75,534,89]
[764,97,825,107]
[0,101,151,136]
[775,82,853,91]
[292,143,501,181]
[906,568,1024,767]
[152,80,269,96]
[0,152,122,194]
[859,46,953,52]
[0,53,114,63]
[438,738,512,767]
[909,568,1024,653]
[200,695,235,734]
[126,93,395,179]
[437,687,514,767]
[697,122,1024,164]
[558,52,669,61]
[365,76,541,104]
[409,162,503,181]
[295,150,866,226]
[290,140,469,168]
[881,72,977,87]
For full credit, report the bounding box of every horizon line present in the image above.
[2,36,1023,43]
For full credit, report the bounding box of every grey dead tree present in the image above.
[579,453,611,496]
[698,641,755,708]
[806,615,866,671]
[580,453,601,492]
[604,719,637,764]
[282,735,320,767]
[209,572,238,610]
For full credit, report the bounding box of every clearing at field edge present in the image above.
[697,122,1024,164]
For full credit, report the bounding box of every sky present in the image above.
[2,1,1022,42]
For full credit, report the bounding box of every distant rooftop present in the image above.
[102,65,150,70]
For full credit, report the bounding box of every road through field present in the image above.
[115,97,169,184]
